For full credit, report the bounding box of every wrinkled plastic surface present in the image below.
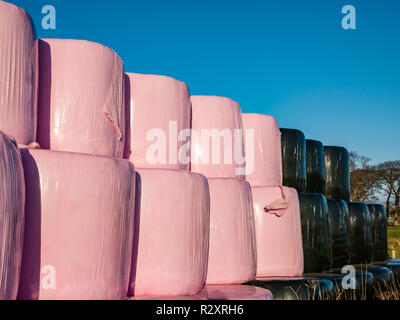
[131,168,210,296]
[0,132,25,300]
[327,199,351,268]
[324,147,350,201]
[132,285,273,300]
[191,96,245,179]
[0,2,37,146]
[124,73,191,170]
[299,193,331,273]
[206,178,256,284]
[306,140,326,194]
[242,113,282,187]
[18,150,135,300]
[280,129,306,192]
[251,186,303,277]
[347,202,373,264]
[368,204,389,262]
[37,39,125,158]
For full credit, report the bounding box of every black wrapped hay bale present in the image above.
[324,146,350,201]
[281,128,306,192]
[348,202,373,264]
[306,139,326,194]
[367,204,389,262]
[327,199,351,268]
[299,193,331,273]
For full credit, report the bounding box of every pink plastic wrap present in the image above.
[124,73,191,170]
[251,186,304,277]
[242,113,282,187]
[190,96,245,179]
[130,168,210,296]
[37,39,125,158]
[18,150,135,300]
[0,132,25,300]
[206,178,256,284]
[132,285,273,300]
[0,2,38,146]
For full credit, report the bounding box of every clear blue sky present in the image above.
[8,0,400,164]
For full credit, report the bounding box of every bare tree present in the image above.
[376,161,400,217]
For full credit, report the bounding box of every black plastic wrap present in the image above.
[299,193,331,273]
[367,204,389,262]
[324,146,350,201]
[306,139,326,194]
[327,199,351,268]
[348,202,373,264]
[280,128,306,192]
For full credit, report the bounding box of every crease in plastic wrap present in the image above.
[0,132,25,300]
[327,199,351,268]
[367,204,389,262]
[306,139,326,194]
[324,146,350,201]
[347,202,373,264]
[190,96,245,179]
[130,168,210,296]
[17,150,135,300]
[123,73,191,170]
[242,113,282,187]
[251,186,304,277]
[280,129,306,193]
[299,193,331,273]
[37,39,125,158]
[0,2,38,146]
[206,178,256,284]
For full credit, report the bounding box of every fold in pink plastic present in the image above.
[130,168,210,296]
[124,73,191,170]
[0,2,38,146]
[190,96,245,179]
[242,113,282,187]
[0,132,25,300]
[251,186,304,277]
[18,150,135,300]
[37,39,125,158]
[206,178,256,284]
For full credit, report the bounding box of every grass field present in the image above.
[388,226,400,259]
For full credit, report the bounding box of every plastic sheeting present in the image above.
[242,113,282,187]
[36,39,125,158]
[324,147,350,201]
[0,2,38,146]
[368,204,388,262]
[130,168,210,296]
[347,202,373,264]
[18,150,135,300]
[280,129,306,193]
[206,178,256,285]
[299,193,331,273]
[191,96,245,179]
[124,73,191,170]
[327,199,351,268]
[0,132,25,300]
[306,139,326,194]
[251,186,304,277]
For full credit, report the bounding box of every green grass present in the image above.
[388,226,400,259]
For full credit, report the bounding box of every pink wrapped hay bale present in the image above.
[190,96,245,179]
[251,186,304,277]
[0,132,25,300]
[242,113,282,187]
[37,39,125,158]
[124,73,191,170]
[130,168,210,296]
[206,178,256,285]
[18,150,135,300]
[0,2,38,146]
